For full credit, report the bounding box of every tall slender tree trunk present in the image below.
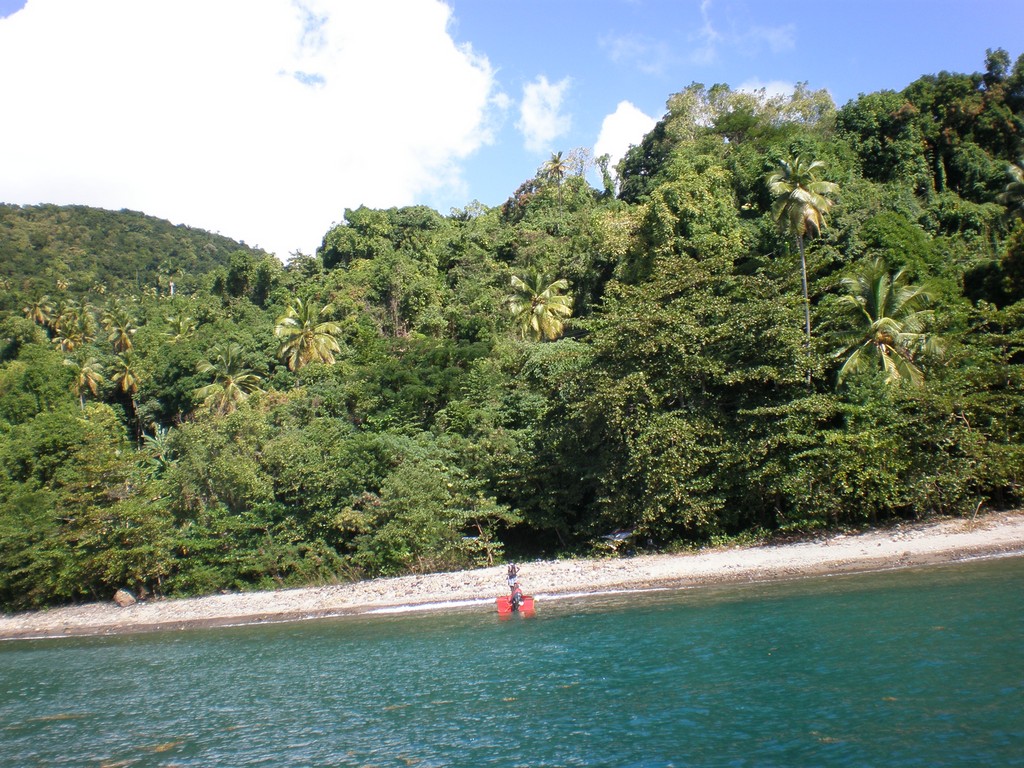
[798,235,812,386]
[797,235,811,342]
[122,393,142,444]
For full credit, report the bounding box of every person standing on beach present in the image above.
[507,564,524,611]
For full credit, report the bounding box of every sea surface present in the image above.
[1,556,1022,767]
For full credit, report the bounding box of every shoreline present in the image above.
[2,511,1023,641]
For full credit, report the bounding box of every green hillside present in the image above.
[0,49,1022,611]
[0,203,267,306]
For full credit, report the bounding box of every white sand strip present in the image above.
[2,511,1022,640]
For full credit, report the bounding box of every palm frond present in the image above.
[835,258,938,387]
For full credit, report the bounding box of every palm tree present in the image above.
[543,151,569,214]
[64,356,104,410]
[194,343,263,415]
[142,425,177,475]
[102,303,137,354]
[52,300,97,353]
[111,353,142,397]
[22,295,53,328]
[111,353,143,436]
[997,158,1024,219]
[835,259,940,387]
[543,151,567,185]
[507,273,574,341]
[163,314,197,344]
[767,154,839,344]
[274,299,343,371]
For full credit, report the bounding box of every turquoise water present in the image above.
[1,557,1022,767]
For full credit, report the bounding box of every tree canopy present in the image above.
[1,49,1023,611]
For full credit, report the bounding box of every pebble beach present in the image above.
[2,511,1023,640]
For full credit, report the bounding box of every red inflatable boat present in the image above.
[496,594,535,615]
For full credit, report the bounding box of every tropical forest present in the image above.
[1,50,1023,612]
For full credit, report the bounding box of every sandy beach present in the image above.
[2,511,1023,640]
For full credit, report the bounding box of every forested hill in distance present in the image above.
[0,49,1023,611]
[0,203,268,304]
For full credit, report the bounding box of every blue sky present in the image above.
[449,0,1024,207]
[0,0,1020,259]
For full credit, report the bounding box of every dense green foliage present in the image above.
[0,204,270,305]
[2,51,1023,610]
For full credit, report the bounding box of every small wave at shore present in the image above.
[365,586,678,615]
[367,597,494,614]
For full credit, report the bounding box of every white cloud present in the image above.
[737,78,797,101]
[516,75,572,154]
[688,1,795,67]
[0,0,499,258]
[745,24,796,54]
[594,101,657,172]
[690,0,721,65]
[600,33,674,76]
